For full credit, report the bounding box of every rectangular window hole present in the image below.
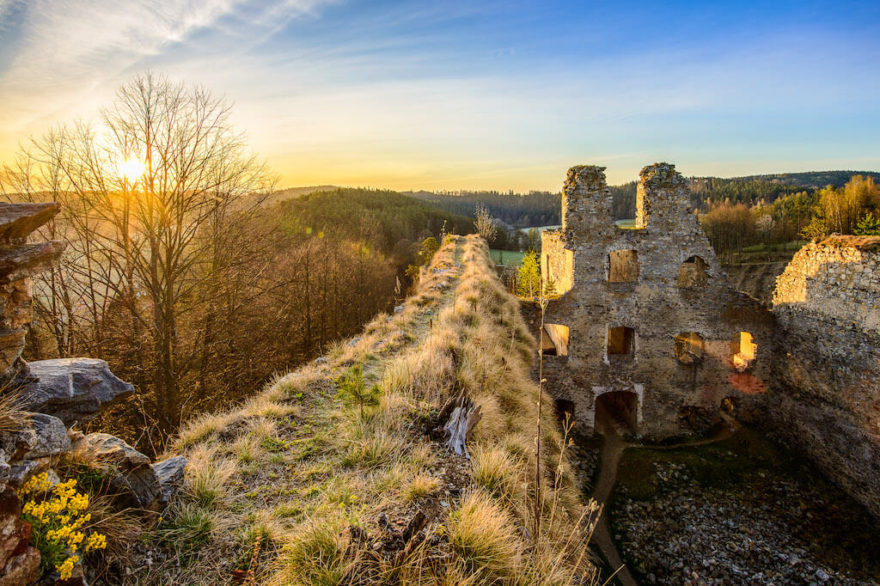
[542,324,569,356]
[607,326,635,357]
[609,250,639,282]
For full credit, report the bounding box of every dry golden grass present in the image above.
[0,388,30,434]
[404,474,442,502]
[186,446,236,508]
[135,235,596,585]
[448,489,523,580]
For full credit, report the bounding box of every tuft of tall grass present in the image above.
[272,518,352,586]
[472,445,520,503]
[403,474,441,502]
[448,490,523,580]
[186,447,236,508]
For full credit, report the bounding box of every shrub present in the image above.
[335,364,382,420]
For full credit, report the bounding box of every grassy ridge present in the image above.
[136,235,596,585]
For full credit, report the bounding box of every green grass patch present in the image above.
[489,249,525,267]
[614,218,638,230]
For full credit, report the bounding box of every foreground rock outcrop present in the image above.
[18,358,134,425]
[0,202,185,583]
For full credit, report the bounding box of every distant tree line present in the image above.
[406,190,562,230]
[700,175,880,259]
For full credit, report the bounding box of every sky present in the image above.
[0,0,878,191]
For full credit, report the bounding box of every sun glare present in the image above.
[117,157,146,180]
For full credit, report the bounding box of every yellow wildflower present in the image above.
[56,555,78,580]
[68,530,85,551]
[85,533,107,552]
[19,472,52,497]
[69,492,89,512]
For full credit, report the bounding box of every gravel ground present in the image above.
[612,461,878,585]
[571,438,600,493]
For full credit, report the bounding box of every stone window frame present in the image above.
[678,255,709,289]
[730,331,757,372]
[541,323,570,357]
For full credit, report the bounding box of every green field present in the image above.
[489,249,526,266]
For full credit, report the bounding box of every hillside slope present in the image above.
[279,188,475,256]
[723,262,789,305]
[134,235,596,584]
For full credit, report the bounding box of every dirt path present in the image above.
[588,407,739,585]
[590,401,638,586]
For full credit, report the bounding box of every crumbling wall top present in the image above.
[818,235,880,252]
[639,162,687,190]
[773,239,880,332]
[564,165,607,194]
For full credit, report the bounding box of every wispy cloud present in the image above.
[0,1,878,190]
[0,0,330,136]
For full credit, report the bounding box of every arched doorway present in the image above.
[594,391,639,436]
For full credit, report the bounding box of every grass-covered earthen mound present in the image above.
[132,235,597,585]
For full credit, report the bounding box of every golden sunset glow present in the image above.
[117,157,146,181]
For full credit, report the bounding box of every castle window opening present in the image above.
[541,324,569,356]
[608,249,639,282]
[607,326,635,358]
[730,331,757,371]
[678,255,709,288]
[674,332,705,364]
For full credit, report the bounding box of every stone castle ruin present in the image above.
[539,163,773,439]
[536,162,880,519]
[771,236,880,518]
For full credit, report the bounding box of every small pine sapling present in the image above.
[336,364,382,420]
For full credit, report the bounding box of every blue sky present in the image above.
[0,0,878,190]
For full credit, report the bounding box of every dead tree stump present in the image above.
[436,392,482,458]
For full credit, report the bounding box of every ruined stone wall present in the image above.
[0,204,66,383]
[770,236,880,518]
[540,164,774,439]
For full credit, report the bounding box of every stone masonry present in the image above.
[770,236,880,518]
[539,163,774,439]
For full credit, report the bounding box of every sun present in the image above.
[117,157,146,180]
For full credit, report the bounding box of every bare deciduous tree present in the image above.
[474,204,498,243]
[2,73,274,435]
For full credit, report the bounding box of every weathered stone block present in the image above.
[18,358,134,425]
[74,433,160,509]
